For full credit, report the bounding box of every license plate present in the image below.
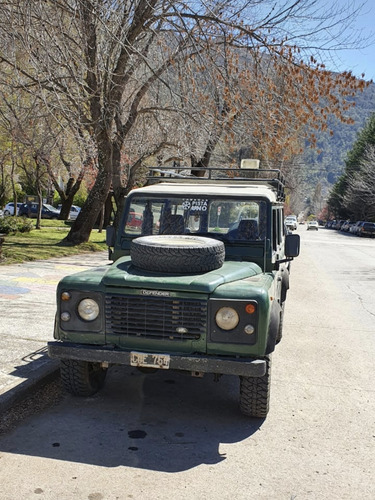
[130,351,170,369]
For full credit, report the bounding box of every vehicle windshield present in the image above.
[123,196,267,241]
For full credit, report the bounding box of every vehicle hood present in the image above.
[100,256,262,294]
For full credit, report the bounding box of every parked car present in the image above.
[326,220,336,229]
[57,204,81,220]
[357,222,375,237]
[19,203,60,219]
[350,221,365,235]
[3,202,23,216]
[126,212,143,229]
[307,220,319,230]
[335,220,346,230]
[69,205,81,220]
[340,221,353,232]
[48,164,301,419]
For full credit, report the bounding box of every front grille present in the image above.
[105,294,207,341]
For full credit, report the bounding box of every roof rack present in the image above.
[146,167,286,201]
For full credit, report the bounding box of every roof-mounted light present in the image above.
[240,159,260,169]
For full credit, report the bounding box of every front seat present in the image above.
[236,219,259,240]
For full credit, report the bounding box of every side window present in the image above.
[272,209,278,251]
[277,209,282,245]
[281,209,285,238]
[272,208,283,250]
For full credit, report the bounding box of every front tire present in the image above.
[239,356,272,418]
[60,359,107,396]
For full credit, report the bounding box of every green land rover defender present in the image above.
[48,164,300,418]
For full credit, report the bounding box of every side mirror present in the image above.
[106,225,116,247]
[285,233,300,257]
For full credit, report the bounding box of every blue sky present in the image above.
[319,1,375,81]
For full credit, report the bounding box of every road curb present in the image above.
[0,360,60,414]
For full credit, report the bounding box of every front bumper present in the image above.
[48,341,266,377]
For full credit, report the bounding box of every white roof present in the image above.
[130,182,278,202]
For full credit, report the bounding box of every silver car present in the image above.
[307,220,319,230]
[285,216,297,231]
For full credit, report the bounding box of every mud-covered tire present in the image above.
[130,235,225,273]
[239,356,272,418]
[60,359,107,396]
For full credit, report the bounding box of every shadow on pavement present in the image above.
[0,365,265,472]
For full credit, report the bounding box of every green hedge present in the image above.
[0,216,34,234]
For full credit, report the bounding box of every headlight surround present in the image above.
[215,307,240,331]
[77,298,100,321]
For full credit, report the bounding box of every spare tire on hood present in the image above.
[130,235,225,273]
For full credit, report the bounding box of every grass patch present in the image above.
[37,219,73,228]
[0,226,107,265]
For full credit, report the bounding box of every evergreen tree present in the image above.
[328,113,375,219]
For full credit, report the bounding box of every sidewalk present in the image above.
[0,252,110,412]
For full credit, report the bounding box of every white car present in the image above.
[307,220,319,230]
[57,204,81,220]
[285,216,297,231]
[3,202,23,216]
[68,205,81,220]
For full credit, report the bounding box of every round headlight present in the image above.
[215,307,239,331]
[78,298,99,321]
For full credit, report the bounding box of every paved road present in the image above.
[0,229,374,499]
[0,252,110,410]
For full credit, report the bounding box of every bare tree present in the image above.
[0,147,11,209]
[45,132,96,221]
[0,1,370,243]
[343,145,375,220]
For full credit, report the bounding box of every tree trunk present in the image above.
[59,203,72,221]
[63,140,113,245]
[103,192,113,228]
[112,159,142,228]
[36,189,43,230]
[63,169,112,244]
[11,157,17,217]
[58,181,82,220]
[190,138,217,177]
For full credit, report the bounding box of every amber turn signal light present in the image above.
[245,303,256,314]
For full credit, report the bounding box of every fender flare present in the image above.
[280,267,290,303]
[266,300,282,354]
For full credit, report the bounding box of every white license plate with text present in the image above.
[130,351,170,369]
